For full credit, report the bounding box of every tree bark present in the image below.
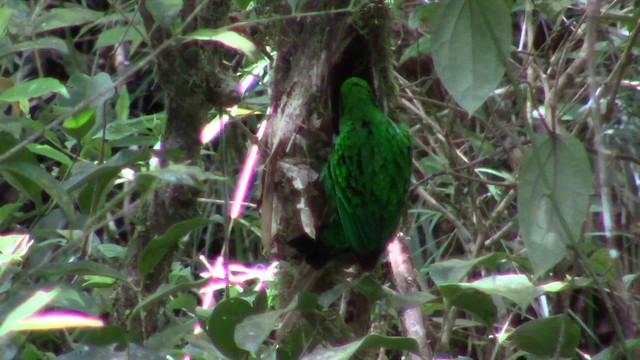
[259,0,425,355]
[259,1,355,308]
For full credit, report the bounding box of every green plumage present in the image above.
[318,77,412,269]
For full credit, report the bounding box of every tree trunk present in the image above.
[112,0,239,336]
[259,0,419,355]
[260,0,357,299]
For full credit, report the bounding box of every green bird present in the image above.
[292,77,412,270]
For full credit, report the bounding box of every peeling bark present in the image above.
[259,0,424,354]
[259,2,355,309]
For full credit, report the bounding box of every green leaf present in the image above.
[103,113,164,142]
[0,132,43,209]
[354,274,387,302]
[26,144,73,166]
[82,276,116,288]
[0,131,38,163]
[139,218,221,276]
[0,289,60,336]
[75,160,113,214]
[465,274,537,309]
[589,247,617,281]
[115,87,130,122]
[129,279,207,320]
[408,4,438,29]
[235,291,317,353]
[63,149,150,192]
[146,319,196,352]
[0,8,13,36]
[146,0,183,28]
[0,170,42,211]
[0,203,22,225]
[439,286,496,326]
[20,344,46,360]
[166,295,198,313]
[295,291,320,313]
[208,298,252,359]
[53,342,164,359]
[36,260,129,282]
[593,338,640,360]
[183,29,258,59]
[97,244,127,259]
[427,253,503,285]
[6,37,69,55]
[95,26,145,48]
[0,78,69,113]
[58,72,115,108]
[430,0,511,113]
[252,290,269,314]
[508,315,580,358]
[0,161,75,221]
[0,234,30,267]
[317,283,349,309]
[399,35,431,63]
[302,334,419,359]
[518,134,593,277]
[34,7,102,33]
[137,163,227,185]
[236,308,287,353]
[233,0,253,9]
[624,274,640,290]
[63,108,96,141]
[78,325,130,347]
[79,137,112,162]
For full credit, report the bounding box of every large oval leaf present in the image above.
[34,7,102,33]
[0,77,69,113]
[0,77,68,102]
[430,0,511,113]
[508,315,580,358]
[518,134,593,277]
[438,285,497,326]
[58,72,114,109]
[183,29,259,59]
[208,298,252,359]
[139,218,220,276]
[235,309,285,353]
[146,0,183,28]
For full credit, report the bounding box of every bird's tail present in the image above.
[288,233,334,269]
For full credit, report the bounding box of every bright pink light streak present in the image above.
[200,115,230,144]
[237,68,262,96]
[230,120,267,219]
[14,311,104,331]
[194,256,278,341]
[197,255,277,310]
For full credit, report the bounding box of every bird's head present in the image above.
[340,77,374,112]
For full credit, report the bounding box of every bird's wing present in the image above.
[328,112,411,256]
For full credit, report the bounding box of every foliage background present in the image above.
[0,0,639,359]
